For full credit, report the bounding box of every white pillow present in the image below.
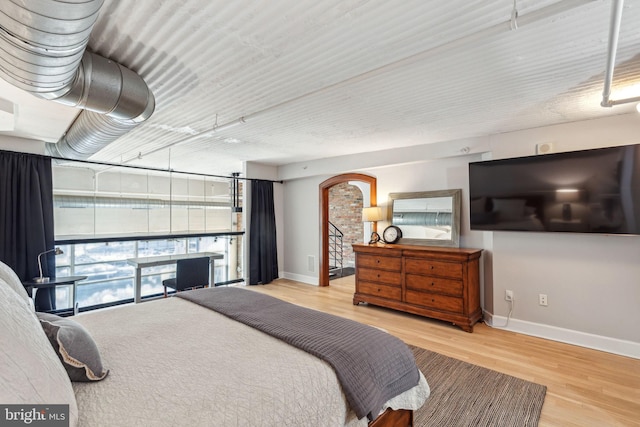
[0,277,78,426]
[0,260,32,309]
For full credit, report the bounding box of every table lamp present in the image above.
[556,189,581,221]
[33,247,63,283]
[362,206,384,244]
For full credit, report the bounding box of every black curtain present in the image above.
[0,150,55,308]
[249,180,278,285]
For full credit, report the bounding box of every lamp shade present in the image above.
[362,206,384,222]
[556,188,581,202]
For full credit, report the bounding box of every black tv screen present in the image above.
[468,144,640,234]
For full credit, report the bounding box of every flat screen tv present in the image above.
[468,144,640,235]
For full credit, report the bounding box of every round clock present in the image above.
[382,225,402,244]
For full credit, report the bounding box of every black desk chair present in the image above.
[162,257,210,298]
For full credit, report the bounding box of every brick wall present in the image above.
[329,182,363,266]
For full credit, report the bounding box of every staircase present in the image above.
[328,221,344,278]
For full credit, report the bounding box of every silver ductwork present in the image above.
[48,50,156,159]
[0,0,155,159]
[392,212,453,227]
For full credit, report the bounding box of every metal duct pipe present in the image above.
[0,0,155,159]
[50,109,143,159]
[0,0,102,98]
[392,212,452,227]
[48,51,156,159]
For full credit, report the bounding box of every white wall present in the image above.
[277,113,640,357]
[0,135,45,154]
[281,176,326,284]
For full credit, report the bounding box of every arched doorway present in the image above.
[319,173,377,287]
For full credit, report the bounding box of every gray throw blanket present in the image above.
[178,287,420,420]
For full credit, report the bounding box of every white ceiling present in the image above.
[1,0,639,176]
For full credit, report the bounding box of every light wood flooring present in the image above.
[248,276,640,427]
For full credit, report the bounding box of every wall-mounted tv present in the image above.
[468,144,640,235]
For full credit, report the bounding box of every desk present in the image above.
[127,252,224,303]
[23,275,88,315]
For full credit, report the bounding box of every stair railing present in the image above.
[328,221,344,277]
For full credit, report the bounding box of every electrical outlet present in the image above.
[505,290,513,301]
[539,294,548,306]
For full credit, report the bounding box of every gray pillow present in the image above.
[37,312,109,382]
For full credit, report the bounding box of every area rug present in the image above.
[410,345,547,427]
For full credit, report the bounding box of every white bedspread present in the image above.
[72,296,429,426]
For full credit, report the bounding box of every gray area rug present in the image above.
[411,345,547,427]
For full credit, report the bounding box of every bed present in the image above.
[0,260,429,427]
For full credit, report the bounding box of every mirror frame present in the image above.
[387,189,461,247]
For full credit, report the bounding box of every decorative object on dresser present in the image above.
[382,225,402,244]
[353,243,482,332]
[388,189,461,247]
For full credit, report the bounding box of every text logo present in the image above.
[0,405,68,427]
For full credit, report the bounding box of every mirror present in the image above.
[387,189,461,247]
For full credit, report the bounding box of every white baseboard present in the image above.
[281,271,318,286]
[484,312,640,359]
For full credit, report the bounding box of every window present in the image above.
[53,165,238,238]
[51,163,244,312]
[54,236,241,311]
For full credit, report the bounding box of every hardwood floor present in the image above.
[248,276,640,427]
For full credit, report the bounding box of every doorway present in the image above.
[319,173,377,287]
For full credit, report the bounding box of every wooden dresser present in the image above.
[352,243,483,332]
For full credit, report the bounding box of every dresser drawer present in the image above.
[405,258,462,279]
[406,290,463,313]
[405,274,463,297]
[358,281,402,301]
[357,254,402,271]
[358,268,402,286]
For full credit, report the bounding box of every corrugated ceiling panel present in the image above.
[6,0,634,175]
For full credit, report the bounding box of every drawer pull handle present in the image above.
[430,282,435,286]
[377,274,380,278]
[432,299,435,303]
[430,266,434,270]
[376,260,380,263]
